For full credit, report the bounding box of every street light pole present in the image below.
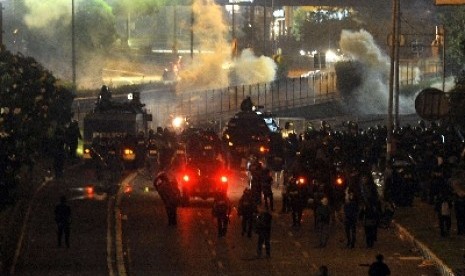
[72,0,76,90]
[0,3,3,47]
[387,0,398,164]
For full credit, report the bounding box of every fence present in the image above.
[144,72,339,130]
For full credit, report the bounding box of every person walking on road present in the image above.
[435,192,452,237]
[315,197,331,248]
[154,172,181,226]
[212,192,231,237]
[261,168,274,211]
[360,202,380,248]
[255,206,272,258]
[55,195,71,248]
[238,188,257,238]
[344,192,359,248]
[368,254,391,276]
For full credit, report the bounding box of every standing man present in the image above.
[288,178,304,227]
[154,172,181,226]
[261,168,274,211]
[255,206,272,258]
[343,192,359,248]
[212,192,231,237]
[238,188,257,238]
[55,195,71,248]
[315,197,331,248]
[360,202,380,248]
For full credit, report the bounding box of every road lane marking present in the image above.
[211,250,217,257]
[207,239,214,246]
[288,231,293,237]
[205,229,209,235]
[107,197,116,276]
[302,251,309,258]
[114,172,137,276]
[294,241,301,248]
[218,261,224,269]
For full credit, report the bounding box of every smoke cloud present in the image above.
[339,29,414,114]
[23,0,71,30]
[233,49,277,85]
[178,0,276,90]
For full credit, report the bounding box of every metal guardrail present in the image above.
[74,73,340,131]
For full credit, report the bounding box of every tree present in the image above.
[439,6,465,76]
[0,47,74,203]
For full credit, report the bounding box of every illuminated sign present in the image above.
[229,0,254,3]
[273,9,285,17]
[435,0,465,4]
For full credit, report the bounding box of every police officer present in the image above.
[255,206,272,258]
[154,172,181,226]
[287,177,304,227]
[212,192,231,237]
[343,192,359,248]
[261,168,274,211]
[249,157,263,204]
[238,188,257,237]
[135,131,147,168]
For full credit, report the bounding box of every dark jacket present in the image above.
[343,200,359,224]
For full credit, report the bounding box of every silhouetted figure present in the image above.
[238,188,257,237]
[255,207,272,258]
[154,172,181,226]
[212,192,231,237]
[55,195,71,248]
[368,254,391,276]
[240,96,254,112]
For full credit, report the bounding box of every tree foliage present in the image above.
[291,7,363,51]
[75,0,118,51]
[439,6,465,76]
[110,0,189,16]
[0,47,74,200]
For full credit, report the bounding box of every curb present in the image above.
[392,220,456,276]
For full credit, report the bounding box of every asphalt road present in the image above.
[11,164,440,275]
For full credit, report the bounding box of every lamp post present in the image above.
[71,0,76,90]
[387,0,400,165]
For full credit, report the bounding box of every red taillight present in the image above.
[86,186,94,194]
[182,175,190,182]
[335,177,344,186]
[220,176,228,183]
[297,177,306,185]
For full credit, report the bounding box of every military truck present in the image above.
[82,86,152,167]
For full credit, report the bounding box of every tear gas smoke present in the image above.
[176,0,230,90]
[233,49,277,85]
[178,0,276,90]
[24,0,70,30]
[339,29,414,114]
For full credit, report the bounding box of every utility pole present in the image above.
[190,1,194,60]
[387,0,399,164]
[394,0,401,127]
[72,0,76,90]
[263,1,266,55]
[0,3,3,47]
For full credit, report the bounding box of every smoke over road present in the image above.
[339,29,415,114]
